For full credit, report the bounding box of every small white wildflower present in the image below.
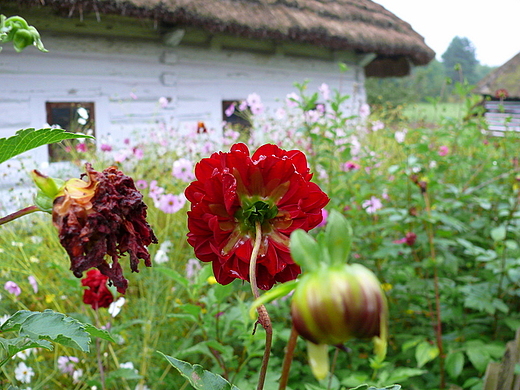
[14,362,35,383]
[108,297,126,318]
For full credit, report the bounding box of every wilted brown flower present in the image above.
[53,163,157,294]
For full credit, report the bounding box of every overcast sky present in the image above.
[373,0,520,67]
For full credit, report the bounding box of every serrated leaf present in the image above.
[159,352,240,390]
[0,128,94,164]
[1,310,109,353]
[446,351,465,379]
[415,341,439,368]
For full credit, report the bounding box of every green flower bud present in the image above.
[291,263,387,345]
[12,28,33,52]
[30,170,65,212]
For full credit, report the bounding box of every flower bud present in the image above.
[291,263,387,346]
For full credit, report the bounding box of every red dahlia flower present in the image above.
[185,143,329,290]
[82,269,114,309]
[52,163,157,294]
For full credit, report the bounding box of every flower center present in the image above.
[236,199,278,233]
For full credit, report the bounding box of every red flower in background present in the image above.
[185,143,329,290]
[82,269,114,309]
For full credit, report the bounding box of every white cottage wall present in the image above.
[0,32,365,191]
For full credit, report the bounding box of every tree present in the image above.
[442,36,479,84]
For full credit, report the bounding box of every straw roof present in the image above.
[14,0,435,77]
[475,52,520,99]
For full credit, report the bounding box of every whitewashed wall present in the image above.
[0,33,366,205]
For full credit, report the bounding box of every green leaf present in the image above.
[385,367,426,383]
[83,323,116,343]
[249,279,298,319]
[0,128,94,164]
[154,267,189,288]
[491,226,507,242]
[1,310,109,353]
[446,351,465,379]
[466,341,490,372]
[323,210,352,265]
[159,352,240,390]
[290,229,321,271]
[415,341,439,368]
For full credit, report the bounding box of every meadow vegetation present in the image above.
[2,76,520,390]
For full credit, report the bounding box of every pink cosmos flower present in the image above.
[133,148,144,160]
[316,209,329,228]
[172,158,195,182]
[371,121,384,132]
[100,144,112,152]
[342,161,361,171]
[362,196,383,214]
[28,275,38,293]
[76,143,87,153]
[286,92,300,108]
[238,100,248,111]
[225,103,236,117]
[438,146,449,156]
[359,103,370,119]
[4,281,21,296]
[158,97,169,108]
[58,356,79,375]
[135,180,148,190]
[318,83,330,100]
[158,193,186,214]
[130,92,138,100]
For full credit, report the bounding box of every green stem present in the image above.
[0,205,40,225]
[250,221,273,390]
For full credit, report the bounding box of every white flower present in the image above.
[120,362,138,373]
[135,383,150,390]
[14,348,35,360]
[72,368,83,383]
[15,362,35,383]
[0,314,9,326]
[395,130,407,143]
[108,297,126,318]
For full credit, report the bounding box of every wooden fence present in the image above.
[483,328,520,390]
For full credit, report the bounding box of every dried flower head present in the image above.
[53,163,157,294]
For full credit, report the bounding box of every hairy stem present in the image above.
[0,205,40,226]
[250,221,273,390]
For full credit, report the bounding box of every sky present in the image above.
[373,0,520,67]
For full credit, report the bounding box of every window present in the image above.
[46,102,95,162]
[222,100,251,132]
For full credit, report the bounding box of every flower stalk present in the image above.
[0,205,40,226]
[250,221,273,390]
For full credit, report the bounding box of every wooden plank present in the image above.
[484,362,501,390]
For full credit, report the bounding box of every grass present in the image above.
[402,102,464,123]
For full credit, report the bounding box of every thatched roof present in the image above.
[12,0,435,77]
[475,52,520,99]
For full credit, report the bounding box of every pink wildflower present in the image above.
[371,121,384,132]
[342,161,361,171]
[438,146,449,156]
[318,83,330,100]
[130,92,138,100]
[238,100,248,111]
[359,103,370,119]
[76,143,87,153]
[158,193,186,214]
[225,103,236,117]
[4,281,21,296]
[135,180,148,190]
[158,97,169,108]
[393,232,417,246]
[286,92,300,108]
[100,144,112,152]
[316,209,329,228]
[58,356,79,375]
[172,158,195,182]
[28,276,38,293]
[362,196,383,214]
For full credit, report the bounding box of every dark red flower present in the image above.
[53,163,158,294]
[82,269,114,309]
[185,143,329,290]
